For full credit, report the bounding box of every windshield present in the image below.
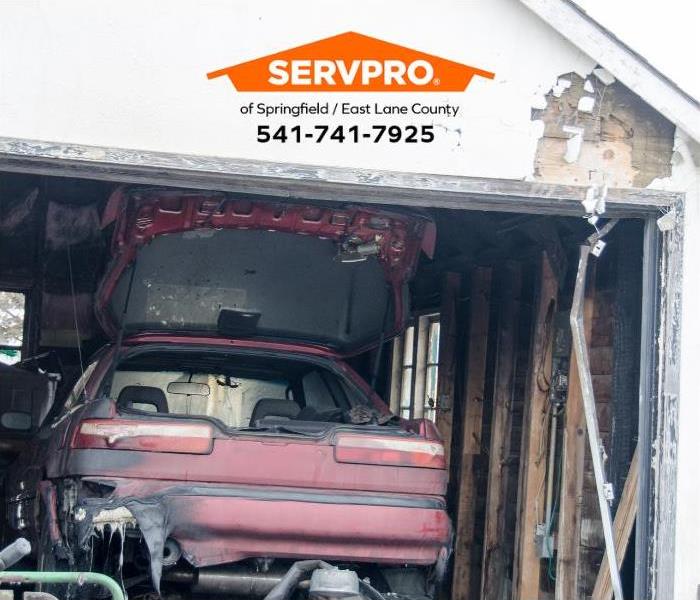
[109,349,378,429]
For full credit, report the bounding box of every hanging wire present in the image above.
[67,243,85,380]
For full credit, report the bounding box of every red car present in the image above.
[3,189,451,599]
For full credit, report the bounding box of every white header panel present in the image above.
[0,0,594,179]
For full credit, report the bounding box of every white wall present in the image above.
[0,0,593,179]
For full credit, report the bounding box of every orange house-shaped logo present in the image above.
[207,32,494,92]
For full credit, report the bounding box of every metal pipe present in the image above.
[0,537,31,570]
[570,235,624,600]
[0,571,125,600]
[196,569,283,596]
[162,564,289,596]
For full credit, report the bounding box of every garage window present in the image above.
[390,313,440,420]
[0,291,25,365]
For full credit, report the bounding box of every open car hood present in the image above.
[96,188,435,354]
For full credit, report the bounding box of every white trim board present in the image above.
[0,136,677,217]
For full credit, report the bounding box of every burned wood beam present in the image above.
[555,261,596,600]
[452,267,492,600]
[435,272,461,470]
[513,252,558,600]
[480,262,522,600]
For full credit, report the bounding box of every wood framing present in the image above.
[480,262,522,600]
[513,252,559,600]
[555,263,596,600]
[452,267,492,600]
[592,445,639,600]
[435,272,461,470]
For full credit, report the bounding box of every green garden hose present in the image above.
[0,570,125,600]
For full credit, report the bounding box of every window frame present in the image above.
[0,289,28,365]
[389,311,440,421]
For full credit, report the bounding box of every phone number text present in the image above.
[257,125,435,143]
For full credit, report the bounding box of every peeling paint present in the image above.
[552,77,572,97]
[531,71,675,187]
[648,131,700,600]
[562,125,584,163]
[577,96,595,113]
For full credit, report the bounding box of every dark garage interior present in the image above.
[0,172,645,600]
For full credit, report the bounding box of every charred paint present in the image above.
[75,482,451,590]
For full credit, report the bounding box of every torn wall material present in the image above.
[532,72,675,188]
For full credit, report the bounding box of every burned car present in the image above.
[3,190,451,599]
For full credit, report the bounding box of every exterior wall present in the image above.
[0,0,594,178]
[0,1,695,598]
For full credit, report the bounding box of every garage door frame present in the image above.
[0,134,683,600]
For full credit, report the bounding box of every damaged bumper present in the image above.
[72,478,451,588]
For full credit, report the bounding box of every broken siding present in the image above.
[532,72,675,188]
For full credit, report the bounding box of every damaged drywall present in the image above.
[531,71,675,188]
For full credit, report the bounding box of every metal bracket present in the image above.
[570,219,624,600]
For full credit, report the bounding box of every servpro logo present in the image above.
[207,32,494,92]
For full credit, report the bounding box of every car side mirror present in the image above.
[0,411,33,431]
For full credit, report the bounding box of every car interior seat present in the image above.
[249,398,300,426]
[117,385,169,413]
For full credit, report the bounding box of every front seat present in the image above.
[249,398,299,426]
[117,385,169,413]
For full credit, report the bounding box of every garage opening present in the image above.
[0,170,661,600]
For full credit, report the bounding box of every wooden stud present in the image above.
[480,262,522,600]
[435,272,461,470]
[452,267,492,600]
[555,263,596,600]
[592,445,639,600]
[388,336,404,414]
[513,252,558,600]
